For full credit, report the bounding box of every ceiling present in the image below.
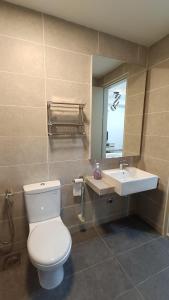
[92,55,122,78]
[5,0,169,46]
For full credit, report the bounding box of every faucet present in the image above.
[119,160,129,170]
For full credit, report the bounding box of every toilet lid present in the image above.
[28,220,71,266]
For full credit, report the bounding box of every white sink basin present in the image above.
[102,167,158,196]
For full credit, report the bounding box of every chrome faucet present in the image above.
[119,160,129,170]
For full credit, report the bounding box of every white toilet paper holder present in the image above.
[73,177,85,223]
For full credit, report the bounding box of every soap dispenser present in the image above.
[93,162,102,180]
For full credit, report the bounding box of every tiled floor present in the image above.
[1,215,169,299]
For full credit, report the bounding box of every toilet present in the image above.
[23,180,72,290]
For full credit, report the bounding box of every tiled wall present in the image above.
[0,1,147,252]
[135,35,169,234]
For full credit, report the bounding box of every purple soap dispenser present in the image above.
[93,162,102,180]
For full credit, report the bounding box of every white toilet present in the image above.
[23,180,72,290]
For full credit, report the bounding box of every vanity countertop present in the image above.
[85,176,114,196]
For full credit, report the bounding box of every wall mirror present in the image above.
[91,55,147,160]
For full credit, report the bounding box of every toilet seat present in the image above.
[27,218,71,268]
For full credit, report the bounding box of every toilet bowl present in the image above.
[28,217,72,289]
[23,180,72,289]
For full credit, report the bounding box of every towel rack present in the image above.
[47,101,86,137]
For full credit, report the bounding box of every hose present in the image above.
[0,192,15,253]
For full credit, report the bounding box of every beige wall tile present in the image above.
[149,35,169,67]
[46,78,90,103]
[46,46,91,82]
[0,216,28,242]
[143,112,169,137]
[125,115,143,135]
[0,36,44,76]
[137,156,169,186]
[48,136,88,161]
[0,72,45,107]
[49,159,93,185]
[0,163,48,193]
[123,134,141,156]
[0,136,47,166]
[125,93,145,116]
[0,1,43,43]
[44,15,98,54]
[127,71,147,96]
[0,192,26,221]
[61,184,74,208]
[99,32,139,64]
[145,86,169,114]
[0,106,47,137]
[142,135,169,161]
[147,60,169,91]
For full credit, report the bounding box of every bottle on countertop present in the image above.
[93,162,102,180]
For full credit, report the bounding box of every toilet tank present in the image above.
[23,180,61,223]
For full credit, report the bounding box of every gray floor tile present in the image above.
[102,221,158,255]
[64,237,112,277]
[138,267,169,300]
[52,258,133,300]
[118,238,169,285]
[116,288,143,300]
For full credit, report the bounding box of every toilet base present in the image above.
[38,265,64,289]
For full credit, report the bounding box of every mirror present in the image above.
[91,55,147,160]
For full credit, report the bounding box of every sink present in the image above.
[102,167,158,196]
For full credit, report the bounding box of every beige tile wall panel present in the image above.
[45,46,91,82]
[0,72,45,107]
[145,86,169,114]
[143,112,169,137]
[0,216,28,242]
[148,35,169,67]
[0,36,44,77]
[0,192,26,221]
[147,60,169,91]
[123,134,141,156]
[127,71,147,96]
[99,32,140,64]
[46,78,90,104]
[142,136,169,161]
[125,93,145,116]
[48,136,89,162]
[44,15,98,54]
[125,115,143,135]
[49,159,93,185]
[0,1,43,43]
[0,163,48,194]
[0,137,47,166]
[0,106,47,137]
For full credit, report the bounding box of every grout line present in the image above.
[0,70,90,85]
[0,32,43,46]
[0,104,46,109]
[144,110,169,115]
[0,161,48,168]
[146,83,169,93]
[42,13,49,181]
[64,256,113,280]
[141,154,169,163]
[149,56,169,69]
[136,264,169,288]
[45,42,91,57]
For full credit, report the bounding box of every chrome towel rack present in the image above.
[47,101,86,137]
